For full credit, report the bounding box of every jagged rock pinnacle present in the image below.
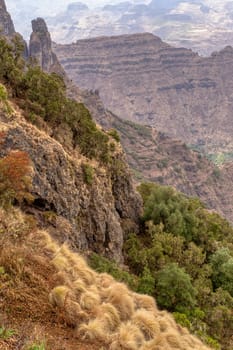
[31,17,48,33]
[29,17,63,74]
[0,0,6,11]
[0,0,15,36]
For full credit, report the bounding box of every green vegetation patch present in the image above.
[82,163,94,185]
[0,35,112,164]
[0,326,15,339]
[124,182,233,349]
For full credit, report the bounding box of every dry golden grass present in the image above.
[132,309,160,340]
[43,232,212,350]
[0,207,212,350]
[110,322,145,350]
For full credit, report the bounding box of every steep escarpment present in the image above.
[54,33,233,157]
[0,103,141,263]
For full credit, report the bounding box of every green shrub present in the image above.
[137,267,155,295]
[82,163,94,185]
[108,129,120,142]
[155,263,197,312]
[26,342,46,350]
[173,312,191,329]
[89,253,139,291]
[210,248,233,296]
[198,334,220,350]
[0,326,15,339]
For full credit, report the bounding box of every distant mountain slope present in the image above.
[76,90,233,223]
[54,33,233,159]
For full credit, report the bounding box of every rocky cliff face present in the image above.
[53,33,233,158]
[29,17,65,76]
[0,105,141,262]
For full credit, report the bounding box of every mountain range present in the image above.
[7,0,233,55]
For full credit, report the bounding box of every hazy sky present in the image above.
[6,0,147,15]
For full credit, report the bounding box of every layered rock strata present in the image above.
[54,33,233,156]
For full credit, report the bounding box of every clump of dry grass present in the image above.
[95,303,120,332]
[96,272,115,288]
[80,290,101,311]
[133,293,158,313]
[132,309,160,340]
[110,322,145,350]
[77,319,110,343]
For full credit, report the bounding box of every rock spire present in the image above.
[29,17,64,76]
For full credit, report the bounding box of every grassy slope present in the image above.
[0,206,211,350]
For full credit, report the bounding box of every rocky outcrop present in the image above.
[0,107,141,262]
[53,33,233,157]
[0,0,15,36]
[29,17,65,76]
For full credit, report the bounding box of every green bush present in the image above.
[89,253,139,291]
[26,342,46,350]
[0,326,15,339]
[108,129,120,142]
[173,312,191,329]
[210,248,233,296]
[137,267,155,295]
[155,263,197,311]
[82,163,94,185]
